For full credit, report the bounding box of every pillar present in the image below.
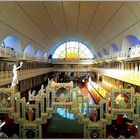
[135,62,138,80]
[36,101,39,118]
[138,62,140,80]
[84,123,87,138]
[77,72,80,78]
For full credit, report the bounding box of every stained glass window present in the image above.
[52,41,93,60]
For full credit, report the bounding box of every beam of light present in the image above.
[0,121,5,128]
[82,86,95,105]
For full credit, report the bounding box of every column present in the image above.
[100,101,103,119]
[126,62,129,77]
[135,62,138,80]
[36,101,39,118]
[130,63,133,79]
[106,99,109,114]
[84,123,87,138]
[41,97,44,113]
[44,97,46,113]
[65,72,68,76]
[77,72,80,78]
[81,99,84,113]
[138,62,140,80]
[10,96,15,107]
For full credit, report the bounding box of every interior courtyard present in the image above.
[0,1,140,139]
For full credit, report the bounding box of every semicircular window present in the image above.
[52,41,93,60]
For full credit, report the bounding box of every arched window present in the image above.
[35,49,44,59]
[102,48,109,55]
[52,41,93,60]
[97,52,102,58]
[122,35,140,51]
[126,35,140,46]
[2,35,22,54]
[111,43,120,52]
[23,44,35,58]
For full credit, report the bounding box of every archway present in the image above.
[2,35,22,55]
[122,35,140,52]
[23,44,35,58]
[102,48,109,56]
[111,43,120,52]
[35,49,44,59]
[97,52,102,58]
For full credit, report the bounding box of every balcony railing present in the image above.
[0,46,50,62]
[94,45,140,64]
[0,68,53,86]
[52,67,93,72]
[130,45,140,58]
[92,67,140,86]
[51,59,94,65]
[0,46,15,58]
[94,51,128,63]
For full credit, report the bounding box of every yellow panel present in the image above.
[63,1,79,36]
[0,2,7,13]
[18,2,59,43]
[44,2,66,39]
[78,2,98,38]
[94,3,137,49]
[126,2,140,20]
[80,1,97,12]
[0,2,50,48]
[86,2,123,42]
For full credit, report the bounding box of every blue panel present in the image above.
[24,44,35,57]
[103,48,109,55]
[111,43,120,52]
[97,52,102,58]
[3,36,22,54]
[36,49,44,58]
[126,35,140,46]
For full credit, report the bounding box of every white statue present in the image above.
[48,78,54,86]
[88,76,91,83]
[48,78,50,85]
[32,90,36,96]
[28,90,35,103]
[38,84,45,95]
[11,62,23,87]
[28,90,32,101]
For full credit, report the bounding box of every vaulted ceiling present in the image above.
[0,1,140,55]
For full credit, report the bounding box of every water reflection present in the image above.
[56,108,75,120]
